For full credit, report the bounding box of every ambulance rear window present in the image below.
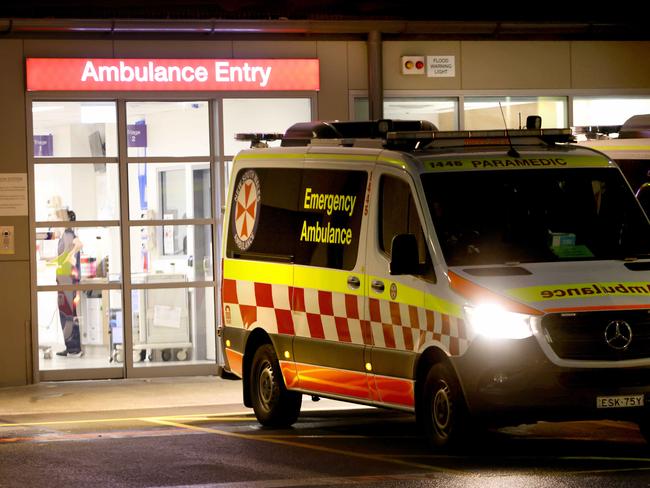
[227,168,302,262]
[295,169,367,270]
[227,167,367,271]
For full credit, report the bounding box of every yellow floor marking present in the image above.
[0,412,254,428]
[145,418,464,474]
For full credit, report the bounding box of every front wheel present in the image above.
[250,344,302,427]
[419,361,469,449]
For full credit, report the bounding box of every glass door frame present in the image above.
[27,92,223,381]
[120,96,219,379]
[28,90,318,382]
[27,93,124,381]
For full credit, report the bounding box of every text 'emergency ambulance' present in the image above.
[300,187,358,245]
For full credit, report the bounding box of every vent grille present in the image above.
[542,309,650,361]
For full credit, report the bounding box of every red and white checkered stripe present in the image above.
[367,298,470,355]
[222,278,470,356]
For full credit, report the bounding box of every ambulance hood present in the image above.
[449,260,650,312]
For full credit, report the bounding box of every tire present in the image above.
[419,361,469,449]
[250,344,302,427]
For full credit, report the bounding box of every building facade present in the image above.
[1,23,650,386]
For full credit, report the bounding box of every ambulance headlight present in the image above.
[464,304,534,340]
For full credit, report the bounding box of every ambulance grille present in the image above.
[542,310,650,361]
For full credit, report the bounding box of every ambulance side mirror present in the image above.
[390,233,420,275]
[637,183,650,216]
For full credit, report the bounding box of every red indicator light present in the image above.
[415,61,424,70]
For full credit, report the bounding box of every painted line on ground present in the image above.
[0,412,255,428]
[145,418,464,474]
[149,473,449,488]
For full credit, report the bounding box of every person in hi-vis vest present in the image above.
[53,208,84,357]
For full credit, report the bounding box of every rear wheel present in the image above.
[420,361,469,449]
[250,344,302,427]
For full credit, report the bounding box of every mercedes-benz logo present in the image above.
[604,320,633,351]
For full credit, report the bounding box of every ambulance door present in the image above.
[364,168,432,410]
[222,164,307,385]
[291,163,372,402]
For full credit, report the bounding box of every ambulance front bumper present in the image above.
[453,337,650,425]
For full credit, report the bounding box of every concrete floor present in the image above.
[0,375,356,417]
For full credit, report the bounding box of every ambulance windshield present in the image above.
[422,168,650,266]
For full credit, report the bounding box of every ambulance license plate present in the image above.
[596,394,644,408]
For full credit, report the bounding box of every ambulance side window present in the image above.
[226,168,302,262]
[295,169,367,270]
[379,175,434,281]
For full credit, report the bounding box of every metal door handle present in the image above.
[371,280,385,293]
[347,276,361,290]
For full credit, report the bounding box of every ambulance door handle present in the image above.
[371,280,385,293]
[347,276,361,290]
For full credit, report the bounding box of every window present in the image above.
[296,169,367,270]
[573,96,650,128]
[37,289,123,371]
[130,225,213,282]
[126,101,210,157]
[34,163,120,222]
[36,226,121,286]
[354,97,459,130]
[32,101,117,158]
[226,168,302,262]
[222,98,312,156]
[379,175,432,279]
[464,96,567,130]
[422,168,650,266]
[226,167,367,271]
[127,163,211,221]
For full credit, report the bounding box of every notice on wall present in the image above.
[427,56,456,78]
[0,173,28,216]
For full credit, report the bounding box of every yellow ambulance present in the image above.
[220,119,650,448]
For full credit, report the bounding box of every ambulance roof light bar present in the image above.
[280,120,438,147]
[235,132,284,148]
[238,119,575,150]
[423,128,574,145]
[381,128,573,150]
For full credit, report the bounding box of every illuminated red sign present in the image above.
[26,58,320,91]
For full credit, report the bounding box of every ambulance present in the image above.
[220,118,650,448]
[575,113,650,207]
